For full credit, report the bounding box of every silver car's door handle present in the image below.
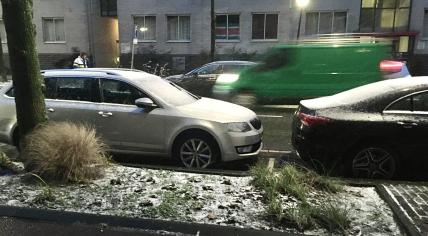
[98,111,113,117]
[397,121,418,128]
[47,108,55,113]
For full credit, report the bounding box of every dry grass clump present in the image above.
[21,122,108,183]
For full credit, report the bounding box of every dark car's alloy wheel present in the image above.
[180,138,213,168]
[351,147,397,179]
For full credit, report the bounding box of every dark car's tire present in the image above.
[230,92,257,108]
[346,145,400,179]
[173,132,220,169]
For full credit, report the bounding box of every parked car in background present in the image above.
[165,61,256,98]
[292,77,428,179]
[214,42,411,106]
[0,69,263,168]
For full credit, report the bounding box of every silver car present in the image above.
[0,69,263,168]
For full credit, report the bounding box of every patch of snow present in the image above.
[0,165,404,235]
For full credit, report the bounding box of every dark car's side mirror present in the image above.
[135,98,157,109]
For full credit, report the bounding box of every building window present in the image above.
[360,0,411,32]
[423,9,428,38]
[216,14,240,40]
[100,0,117,17]
[252,13,278,40]
[305,11,347,35]
[134,16,156,41]
[42,18,65,42]
[0,20,6,43]
[167,16,190,41]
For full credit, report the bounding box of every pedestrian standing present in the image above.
[73,52,89,68]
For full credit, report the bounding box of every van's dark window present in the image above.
[256,49,289,71]
[56,77,92,101]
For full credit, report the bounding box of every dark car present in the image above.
[292,77,428,179]
[165,61,256,98]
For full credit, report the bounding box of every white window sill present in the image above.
[44,41,67,44]
[166,40,191,43]
[251,39,278,42]
[419,38,428,41]
[216,40,241,43]
[138,40,157,43]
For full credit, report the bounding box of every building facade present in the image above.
[117,0,428,74]
[0,0,119,70]
[0,0,427,74]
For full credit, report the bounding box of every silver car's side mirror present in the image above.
[135,98,157,109]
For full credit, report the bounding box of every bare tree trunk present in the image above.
[1,0,46,139]
[210,0,215,62]
[0,34,7,82]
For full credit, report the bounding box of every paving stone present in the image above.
[383,184,428,235]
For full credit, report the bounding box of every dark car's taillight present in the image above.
[379,60,403,75]
[298,112,331,127]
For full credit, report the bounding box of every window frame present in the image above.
[422,9,428,39]
[251,12,279,41]
[359,0,412,32]
[133,15,157,42]
[215,13,241,42]
[42,17,66,43]
[384,90,428,115]
[305,11,348,35]
[0,20,7,44]
[54,77,99,103]
[100,0,117,17]
[166,15,191,42]
[99,78,151,106]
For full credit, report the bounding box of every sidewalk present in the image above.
[378,183,428,236]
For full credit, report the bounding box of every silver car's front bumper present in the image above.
[220,127,263,162]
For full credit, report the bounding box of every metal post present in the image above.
[130,25,138,69]
[210,0,215,62]
[297,10,303,40]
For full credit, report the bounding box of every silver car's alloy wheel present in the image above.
[352,147,396,179]
[180,138,212,168]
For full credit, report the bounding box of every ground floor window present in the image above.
[42,18,65,42]
[252,13,278,40]
[167,15,190,41]
[305,11,347,35]
[134,16,156,41]
[216,14,240,40]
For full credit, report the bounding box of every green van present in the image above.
[214,42,407,104]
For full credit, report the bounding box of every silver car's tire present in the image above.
[349,146,398,179]
[174,132,219,168]
[230,92,257,108]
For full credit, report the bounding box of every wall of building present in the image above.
[89,0,119,67]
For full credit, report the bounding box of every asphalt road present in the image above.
[0,217,186,236]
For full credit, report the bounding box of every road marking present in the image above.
[261,105,299,109]
[258,114,284,118]
[261,150,292,154]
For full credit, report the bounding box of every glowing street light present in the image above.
[131,26,149,69]
[296,0,309,8]
[296,0,310,40]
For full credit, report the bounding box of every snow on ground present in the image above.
[0,165,404,235]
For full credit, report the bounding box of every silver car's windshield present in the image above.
[142,78,198,106]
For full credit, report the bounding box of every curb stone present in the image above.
[376,185,422,236]
[0,205,300,236]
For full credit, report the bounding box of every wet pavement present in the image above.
[0,217,180,236]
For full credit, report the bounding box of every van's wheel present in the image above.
[347,145,399,179]
[230,92,257,108]
[174,132,220,168]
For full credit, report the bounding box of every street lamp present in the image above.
[130,26,148,69]
[296,0,309,40]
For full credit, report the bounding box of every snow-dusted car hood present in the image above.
[176,98,256,123]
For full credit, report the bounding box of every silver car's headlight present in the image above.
[227,122,252,132]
